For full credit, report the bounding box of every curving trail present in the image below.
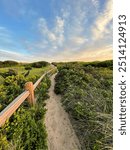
[45,73,81,150]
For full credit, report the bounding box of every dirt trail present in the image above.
[45,73,81,150]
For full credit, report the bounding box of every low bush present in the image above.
[55,62,113,150]
[0,69,18,78]
[0,73,51,149]
[25,66,32,70]
[31,61,49,68]
[0,61,18,68]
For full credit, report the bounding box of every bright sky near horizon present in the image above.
[0,0,112,62]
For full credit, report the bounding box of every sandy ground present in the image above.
[45,73,81,150]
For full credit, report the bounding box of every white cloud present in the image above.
[45,44,113,62]
[0,49,29,62]
[91,0,99,8]
[0,49,49,62]
[24,0,112,62]
[70,37,88,45]
[92,0,112,41]
[77,44,113,62]
[48,32,57,41]
[38,17,64,45]
[56,16,64,29]
[54,16,65,46]
[0,0,113,62]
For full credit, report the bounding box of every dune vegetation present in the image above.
[0,60,113,150]
[54,60,113,150]
[0,61,51,150]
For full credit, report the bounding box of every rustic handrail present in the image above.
[0,91,29,126]
[0,68,56,127]
[34,68,54,90]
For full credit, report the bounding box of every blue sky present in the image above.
[0,0,112,62]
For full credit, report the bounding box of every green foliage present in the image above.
[52,60,113,70]
[54,62,113,150]
[83,60,113,70]
[0,106,48,150]
[31,61,49,68]
[0,60,50,69]
[0,69,18,78]
[24,66,32,70]
[0,71,51,149]
[0,60,18,68]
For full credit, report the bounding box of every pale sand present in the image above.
[45,73,81,150]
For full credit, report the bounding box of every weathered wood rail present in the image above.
[0,68,56,127]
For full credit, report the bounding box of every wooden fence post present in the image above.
[25,82,35,106]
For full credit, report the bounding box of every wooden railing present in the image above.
[0,68,56,127]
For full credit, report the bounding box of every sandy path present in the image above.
[45,73,81,150]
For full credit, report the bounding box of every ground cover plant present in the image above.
[0,62,52,150]
[54,60,113,150]
[0,61,51,84]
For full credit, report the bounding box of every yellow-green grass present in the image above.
[0,65,52,84]
[0,66,25,74]
[28,65,52,77]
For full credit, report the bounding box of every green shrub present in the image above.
[0,73,51,149]
[1,69,18,78]
[25,66,32,70]
[54,62,113,150]
[31,61,49,68]
[0,61,18,68]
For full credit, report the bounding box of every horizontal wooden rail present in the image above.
[0,68,56,127]
[34,68,54,90]
[0,91,29,126]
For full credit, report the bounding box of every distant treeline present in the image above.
[83,60,113,68]
[52,60,113,70]
[29,61,49,68]
[0,61,18,67]
[0,60,49,68]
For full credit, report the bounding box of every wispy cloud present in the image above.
[29,0,89,54]
[0,0,113,62]
[0,26,15,48]
[70,37,88,45]
[0,26,11,39]
[38,16,65,47]
[91,0,99,9]
[77,45,113,62]
[0,49,29,62]
[91,0,112,41]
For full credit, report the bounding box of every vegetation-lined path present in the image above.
[45,73,81,150]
